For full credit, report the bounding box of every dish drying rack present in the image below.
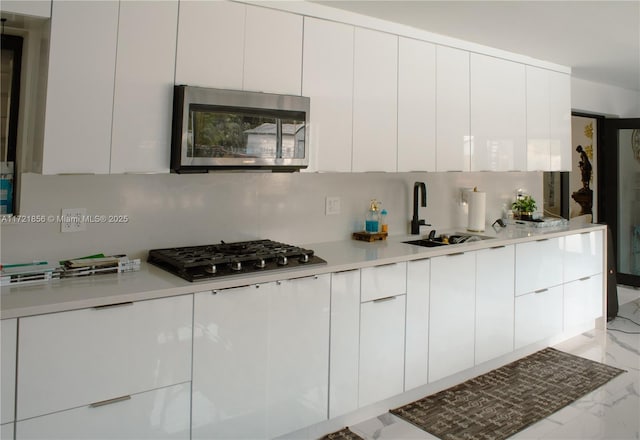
[1,255,140,287]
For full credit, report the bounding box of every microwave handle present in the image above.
[276,119,283,159]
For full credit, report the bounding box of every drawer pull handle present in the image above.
[373,296,397,303]
[90,395,131,408]
[446,252,465,257]
[490,245,506,250]
[93,302,133,310]
[335,269,359,274]
[374,263,398,268]
[534,288,548,294]
[536,238,549,242]
[579,276,591,281]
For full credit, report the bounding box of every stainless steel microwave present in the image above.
[171,86,310,173]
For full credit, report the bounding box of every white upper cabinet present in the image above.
[549,70,571,171]
[397,38,436,172]
[0,0,50,17]
[352,28,398,172]
[526,66,551,170]
[42,0,119,174]
[243,6,303,95]
[470,54,526,171]
[110,0,178,174]
[175,1,245,89]
[526,66,571,171]
[302,18,354,172]
[436,46,470,171]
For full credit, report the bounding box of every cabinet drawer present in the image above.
[514,285,563,349]
[360,262,406,302]
[515,237,564,295]
[15,383,190,439]
[1,319,17,425]
[563,231,604,282]
[564,274,603,330]
[17,295,192,420]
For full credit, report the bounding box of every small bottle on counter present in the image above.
[380,209,388,233]
[365,199,380,233]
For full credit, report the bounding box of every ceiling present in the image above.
[312,1,640,92]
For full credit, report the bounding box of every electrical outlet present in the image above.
[60,208,86,232]
[325,196,341,215]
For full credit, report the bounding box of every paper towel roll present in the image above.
[467,191,486,232]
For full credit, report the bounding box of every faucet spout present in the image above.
[411,182,429,234]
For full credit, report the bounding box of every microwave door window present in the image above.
[281,118,306,159]
[188,107,277,159]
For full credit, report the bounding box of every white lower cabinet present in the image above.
[515,237,564,295]
[359,294,406,407]
[515,285,564,349]
[404,259,430,390]
[329,270,360,419]
[429,252,476,382]
[17,295,193,421]
[1,319,17,426]
[564,274,603,331]
[1,422,13,440]
[192,275,330,439]
[475,246,515,364]
[15,383,190,440]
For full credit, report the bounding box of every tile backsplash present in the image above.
[1,172,541,262]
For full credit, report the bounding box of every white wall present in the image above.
[0,172,540,262]
[572,77,640,118]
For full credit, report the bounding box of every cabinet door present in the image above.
[515,285,563,349]
[110,0,178,174]
[42,0,119,174]
[192,285,269,440]
[352,28,398,172]
[243,6,303,95]
[1,319,16,425]
[526,66,551,171]
[359,295,406,407]
[405,259,430,390]
[15,383,190,440]
[397,37,436,172]
[475,246,515,365]
[549,71,571,171]
[1,422,13,440]
[470,54,526,171]
[360,262,407,302]
[17,295,193,420]
[564,274,603,331]
[563,230,604,282]
[515,237,564,295]
[175,0,245,89]
[429,252,476,382]
[329,269,360,419]
[436,46,470,172]
[266,275,330,438]
[302,17,354,172]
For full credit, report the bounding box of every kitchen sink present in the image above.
[403,232,495,248]
[403,238,449,247]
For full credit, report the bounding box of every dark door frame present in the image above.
[602,118,640,288]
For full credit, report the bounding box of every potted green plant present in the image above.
[512,195,537,220]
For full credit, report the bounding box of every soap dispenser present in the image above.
[365,199,380,233]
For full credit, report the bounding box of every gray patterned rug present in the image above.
[318,427,364,440]
[390,347,625,440]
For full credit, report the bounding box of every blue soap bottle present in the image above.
[365,199,380,233]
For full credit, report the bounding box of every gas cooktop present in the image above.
[147,239,326,282]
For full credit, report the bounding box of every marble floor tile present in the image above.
[350,298,640,440]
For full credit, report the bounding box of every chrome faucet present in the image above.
[411,182,430,234]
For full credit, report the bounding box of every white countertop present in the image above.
[0,223,606,319]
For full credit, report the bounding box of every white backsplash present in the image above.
[1,172,541,262]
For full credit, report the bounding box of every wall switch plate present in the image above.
[325,196,341,215]
[60,208,86,232]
